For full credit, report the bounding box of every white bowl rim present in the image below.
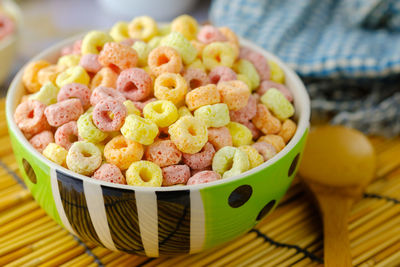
[6,33,310,192]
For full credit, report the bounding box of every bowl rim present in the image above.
[6,33,310,192]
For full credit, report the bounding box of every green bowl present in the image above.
[6,36,310,256]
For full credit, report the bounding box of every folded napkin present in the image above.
[210,0,400,136]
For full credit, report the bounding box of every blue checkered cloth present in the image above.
[210,0,400,137]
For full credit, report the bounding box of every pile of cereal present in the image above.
[14,15,297,187]
[0,10,15,41]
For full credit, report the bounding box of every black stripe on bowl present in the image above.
[156,190,191,255]
[101,185,145,254]
[56,170,104,246]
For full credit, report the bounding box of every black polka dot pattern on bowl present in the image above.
[256,200,276,221]
[288,153,300,177]
[22,158,37,184]
[228,184,253,208]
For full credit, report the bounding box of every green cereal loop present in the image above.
[233,59,260,91]
[77,112,108,143]
[226,122,253,147]
[132,41,151,67]
[194,103,230,128]
[261,88,295,120]
[148,36,162,50]
[212,146,250,179]
[160,32,197,64]
[158,23,171,36]
[237,74,252,91]
[121,114,159,145]
[29,82,59,105]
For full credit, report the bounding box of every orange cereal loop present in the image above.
[104,135,144,170]
[217,80,250,111]
[37,65,60,85]
[191,40,206,58]
[258,134,285,152]
[22,60,51,93]
[252,104,281,135]
[185,84,220,111]
[219,27,239,47]
[98,42,138,72]
[154,72,188,106]
[278,119,297,143]
[90,67,118,89]
[148,46,183,77]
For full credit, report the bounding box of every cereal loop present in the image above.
[278,119,297,143]
[98,42,138,72]
[226,122,253,147]
[132,41,151,67]
[79,54,102,73]
[257,80,293,102]
[261,88,294,120]
[268,60,285,84]
[90,86,126,106]
[117,68,152,101]
[208,127,233,151]
[160,32,197,64]
[194,103,230,128]
[208,66,237,84]
[14,100,50,136]
[233,59,260,91]
[77,112,108,143]
[171,15,199,40]
[229,94,257,124]
[22,60,51,93]
[81,31,113,55]
[110,21,130,42]
[93,99,127,132]
[183,67,210,90]
[121,114,159,145]
[58,83,91,108]
[37,65,60,85]
[162,165,190,186]
[217,80,250,111]
[56,66,90,88]
[90,67,118,89]
[66,141,102,175]
[240,47,270,81]
[143,100,178,128]
[29,130,54,153]
[29,82,59,106]
[126,160,162,187]
[187,170,221,185]
[202,42,236,70]
[104,135,144,170]
[145,140,182,167]
[258,134,286,152]
[43,143,68,167]
[185,84,220,111]
[183,142,215,170]
[45,99,84,127]
[92,163,126,184]
[168,116,208,154]
[148,46,182,76]
[123,100,141,116]
[128,16,158,41]
[239,145,264,169]
[154,72,188,105]
[58,54,81,69]
[252,142,276,161]
[212,146,250,179]
[252,104,281,135]
[55,121,80,150]
[197,25,227,44]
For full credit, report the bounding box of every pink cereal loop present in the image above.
[79,54,102,73]
[117,68,152,101]
[90,86,126,106]
[92,99,127,132]
[207,127,232,151]
[58,83,91,108]
[208,66,237,84]
[187,170,221,185]
[197,25,227,44]
[183,67,210,90]
[14,100,50,136]
[252,141,277,161]
[55,121,81,150]
[120,38,139,47]
[72,40,82,55]
[29,131,54,153]
[162,164,190,186]
[44,99,84,127]
[145,140,182,167]
[242,120,261,140]
[229,94,257,124]
[182,142,215,170]
[0,14,15,40]
[92,163,127,184]
[257,80,293,102]
[240,46,270,81]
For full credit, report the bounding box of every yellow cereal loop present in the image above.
[168,116,208,154]
[154,72,188,105]
[77,112,108,143]
[81,31,113,55]
[160,32,197,64]
[128,16,158,41]
[233,59,260,91]
[237,74,252,90]
[57,54,81,69]
[110,21,130,42]
[143,100,178,128]
[132,41,151,67]
[22,60,51,93]
[121,114,159,145]
[212,146,250,179]
[191,40,206,58]
[261,88,294,120]
[187,58,206,71]
[158,24,171,36]
[43,143,68,167]
[194,103,230,128]
[29,82,60,106]
[123,100,141,116]
[268,60,285,84]
[202,42,236,70]
[66,141,102,176]
[171,14,199,40]
[56,66,90,87]
[178,106,192,118]
[258,134,286,152]
[239,145,264,168]
[37,65,60,85]
[126,161,162,187]
[226,122,253,147]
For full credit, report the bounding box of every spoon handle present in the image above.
[318,194,353,267]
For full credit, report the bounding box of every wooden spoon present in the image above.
[299,125,376,267]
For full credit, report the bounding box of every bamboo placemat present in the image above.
[0,98,399,266]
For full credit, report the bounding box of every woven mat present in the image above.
[0,98,399,267]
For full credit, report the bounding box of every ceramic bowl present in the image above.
[0,0,21,85]
[6,35,310,256]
